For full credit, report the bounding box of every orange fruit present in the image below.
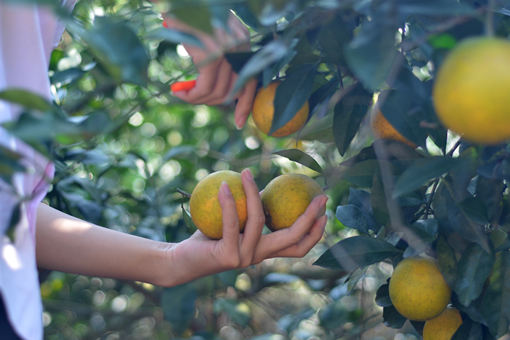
[423,307,463,340]
[189,170,247,239]
[252,81,309,137]
[389,257,451,321]
[371,110,416,147]
[433,37,510,144]
[261,173,323,230]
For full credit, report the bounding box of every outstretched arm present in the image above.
[36,169,327,287]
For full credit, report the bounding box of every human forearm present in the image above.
[36,203,173,286]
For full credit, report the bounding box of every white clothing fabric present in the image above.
[0,1,76,339]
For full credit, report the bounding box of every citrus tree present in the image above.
[2,0,510,339]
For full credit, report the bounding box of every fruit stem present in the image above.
[485,0,495,37]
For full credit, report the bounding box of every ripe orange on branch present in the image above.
[252,81,309,137]
[433,37,510,144]
[389,257,451,321]
[189,170,247,239]
[423,307,463,340]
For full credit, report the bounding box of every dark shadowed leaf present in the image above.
[344,6,398,90]
[314,236,402,271]
[393,156,464,198]
[273,149,322,173]
[455,243,495,307]
[333,86,372,155]
[383,305,406,329]
[479,251,510,338]
[375,282,392,307]
[271,64,317,135]
[161,284,197,334]
[435,235,458,287]
[231,40,288,96]
[335,205,377,234]
[225,52,256,74]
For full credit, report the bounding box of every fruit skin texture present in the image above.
[189,170,247,239]
[423,307,463,340]
[252,82,309,137]
[371,110,415,147]
[433,37,510,144]
[261,174,323,230]
[389,257,451,321]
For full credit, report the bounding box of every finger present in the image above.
[254,194,327,256]
[194,58,235,105]
[218,182,241,265]
[172,61,222,104]
[268,215,327,259]
[234,78,257,129]
[239,169,264,264]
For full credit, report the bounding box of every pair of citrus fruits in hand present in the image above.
[189,170,323,239]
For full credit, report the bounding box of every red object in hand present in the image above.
[170,80,197,92]
[162,21,168,28]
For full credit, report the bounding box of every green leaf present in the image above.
[479,251,510,338]
[333,86,372,156]
[168,2,213,34]
[231,40,288,96]
[435,235,458,287]
[383,305,406,329]
[51,67,86,86]
[380,67,441,148]
[342,159,379,188]
[344,7,398,90]
[161,284,197,334]
[433,181,490,251]
[452,320,490,340]
[455,243,495,307]
[270,63,317,135]
[335,205,377,234]
[71,17,149,85]
[145,27,204,47]
[272,149,322,173]
[0,89,52,112]
[181,204,196,230]
[375,282,392,307]
[393,156,464,198]
[313,236,402,271]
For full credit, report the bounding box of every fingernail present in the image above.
[220,181,231,197]
[316,195,327,206]
[241,168,253,181]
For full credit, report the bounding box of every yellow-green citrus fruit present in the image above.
[433,37,510,144]
[371,110,416,147]
[423,307,463,340]
[252,81,309,137]
[389,257,451,321]
[189,170,247,239]
[261,174,323,230]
